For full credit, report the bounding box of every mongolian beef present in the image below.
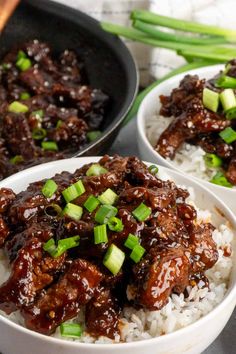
[155,60,236,187]
[0,155,222,339]
[0,40,108,180]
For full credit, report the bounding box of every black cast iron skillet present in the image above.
[0,0,138,156]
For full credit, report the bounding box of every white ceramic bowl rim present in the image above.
[0,156,235,349]
[137,64,236,194]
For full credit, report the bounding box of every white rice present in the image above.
[0,190,234,344]
[146,114,220,182]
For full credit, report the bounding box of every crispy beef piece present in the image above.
[0,238,66,313]
[85,287,121,339]
[53,83,108,129]
[4,222,54,261]
[59,50,84,84]
[156,101,230,159]
[0,188,16,213]
[226,155,236,185]
[135,248,190,310]
[159,75,205,117]
[190,134,234,159]
[19,67,54,95]
[2,113,37,159]
[189,223,218,273]
[22,259,103,335]
[48,116,88,148]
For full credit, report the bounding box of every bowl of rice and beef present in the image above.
[137,63,236,213]
[0,155,235,354]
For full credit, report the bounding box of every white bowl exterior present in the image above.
[137,65,236,214]
[0,156,236,354]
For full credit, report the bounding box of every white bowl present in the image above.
[137,64,236,214]
[0,157,236,354]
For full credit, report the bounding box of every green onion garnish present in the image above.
[215,75,236,89]
[41,179,58,198]
[132,203,151,222]
[60,323,82,338]
[62,180,85,203]
[87,130,102,142]
[10,155,24,164]
[226,107,236,120]
[148,164,159,175]
[94,224,108,244]
[43,235,80,258]
[204,153,223,168]
[16,57,32,71]
[124,233,139,250]
[8,101,29,113]
[86,163,108,176]
[210,171,233,188]
[41,141,58,151]
[32,109,44,119]
[202,88,219,113]
[130,244,146,263]
[20,92,31,100]
[95,205,118,224]
[103,244,125,275]
[56,120,63,129]
[62,203,83,221]
[32,128,47,140]
[219,127,236,144]
[107,216,124,232]
[45,203,62,218]
[17,50,26,60]
[220,89,236,112]
[83,195,100,213]
[98,188,118,205]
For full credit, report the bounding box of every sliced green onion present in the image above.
[204,153,223,168]
[124,233,139,250]
[45,203,62,218]
[132,203,151,222]
[202,88,219,113]
[226,107,236,120]
[32,128,47,140]
[56,119,63,129]
[8,101,29,113]
[2,63,11,70]
[86,163,108,176]
[210,171,233,188]
[215,75,236,89]
[41,141,58,151]
[84,195,100,213]
[42,179,58,198]
[32,109,44,119]
[16,57,32,71]
[62,180,85,203]
[220,89,236,111]
[43,236,80,258]
[94,224,108,244]
[148,164,159,175]
[17,50,26,60]
[87,130,102,142]
[10,155,24,164]
[103,244,125,275]
[20,92,31,100]
[98,188,118,205]
[107,216,124,232]
[60,323,82,338]
[95,205,118,224]
[130,244,146,263]
[62,203,83,221]
[43,238,56,254]
[219,127,236,144]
